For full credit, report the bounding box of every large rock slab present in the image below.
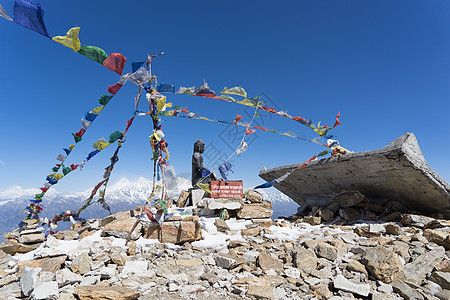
[102,218,142,240]
[259,133,450,217]
[75,285,140,300]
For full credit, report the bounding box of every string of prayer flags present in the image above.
[297,155,318,169]
[254,180,274,189]
[0,4,12,21]
[77,45,108,64]
[218,162,233,180]
[13,0,50,38]
[102,53,127,75]
[221,87,247,98]
[52,27,81,52]
[157,83,175,93]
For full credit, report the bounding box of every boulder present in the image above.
[206,198,242,210]
[215,252,238,269]
[237,204,273,219]
[241,226,261,236]
[56,269,83,287]
[102,218,141,240]
[246,189,263,203]
[293,248,317,271]
[247,285,274,300]
[29,255,67,273]
[0,240,36,255]
[362,246,402,283]
[430,271,450,290]
[160,220,201,244]
[392,281,424,300]
[401,214,435,228]
[314,241,338,261]
[214,219,229,233]
[176,190,190,207]
[258,252,283,272]
[394,246,445,285]
[31,281,59,300]
[20,266,41,297]
[303,216,321,225]
[18,232,45,244]
[71,252,92,275]
[333,274,370,297]
[333,190,368,208]
[75,285,140,300]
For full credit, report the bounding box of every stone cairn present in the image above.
[0,189,449,299]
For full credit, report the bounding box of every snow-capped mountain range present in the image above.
[0,177,299,238]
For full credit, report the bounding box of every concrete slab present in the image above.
[259,133,450,217]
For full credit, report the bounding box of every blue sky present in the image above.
[0,0,449,194]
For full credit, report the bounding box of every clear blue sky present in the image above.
[0,0,449,194]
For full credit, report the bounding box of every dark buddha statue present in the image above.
[192,139,216,187]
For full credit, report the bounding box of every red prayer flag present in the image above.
[333,111,341,128]
[297,155,317,169]
[103,53,127,75]
[253,126,268,131]
[245,127,256,135]
[70,164,79,170]
[235,114,243,123]
[108,83,123,95]
[74,128,86,137]
[293,116,307,123]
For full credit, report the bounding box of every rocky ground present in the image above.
[0,190,449,299]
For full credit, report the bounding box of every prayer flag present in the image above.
[77,45,108,64]
[103,53,126,75]
[221,87,247,98]
[0,4,12,21]
[108,83,123,95]
[13,0,50,37]
[52,27,81,52]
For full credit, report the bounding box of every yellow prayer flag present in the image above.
[221,87,247,98]
[52,27,81,52]
[90,106,104,114]
[93,138,111,151]
[197,183,211,194]
[48,173,64,181]
[69,144,76,151]
[157,96,166,112]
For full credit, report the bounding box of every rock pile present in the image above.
[0,190,449,299]
[290,190,427,225]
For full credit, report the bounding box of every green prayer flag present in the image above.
[72,134,82,143]
[318,149,331,157]
[219,94,237,102]
[77,45,108,64]
[52,166,59,172]
[62,166,72,176]
[108,131,123,143]
[34,192,45,199]
[98,95,113,105]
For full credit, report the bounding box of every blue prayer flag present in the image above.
[13,0,50,37]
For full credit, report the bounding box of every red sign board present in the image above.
[210,180,243,199]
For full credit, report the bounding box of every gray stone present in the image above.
[395,246,445,285]
[333,190,368,208]
[30,281,58,300]
[333,274,370,297]
[259,133,450,218]
[20,266,41,296]
[191,189,205,207]
[392,281,424,300]
[102,218,142,240]
[385,224,404,235]
[401,214,436,228]
[70,252,91,275]
[55,269,82,287]
[430,271,450,290]
[18,232,45,244]
[369,224,386,233]
[293,248,317,271]
[214,219,230,232]
[377,281,393,294]
[246,189,263,203]
[215,252,237,269]
[362,245,402,283]
[315,242,338,261]
[284,267,300,279]
[207,198,242,210]
[79,276,100,286]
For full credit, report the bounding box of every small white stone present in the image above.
[284,267,301,279]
